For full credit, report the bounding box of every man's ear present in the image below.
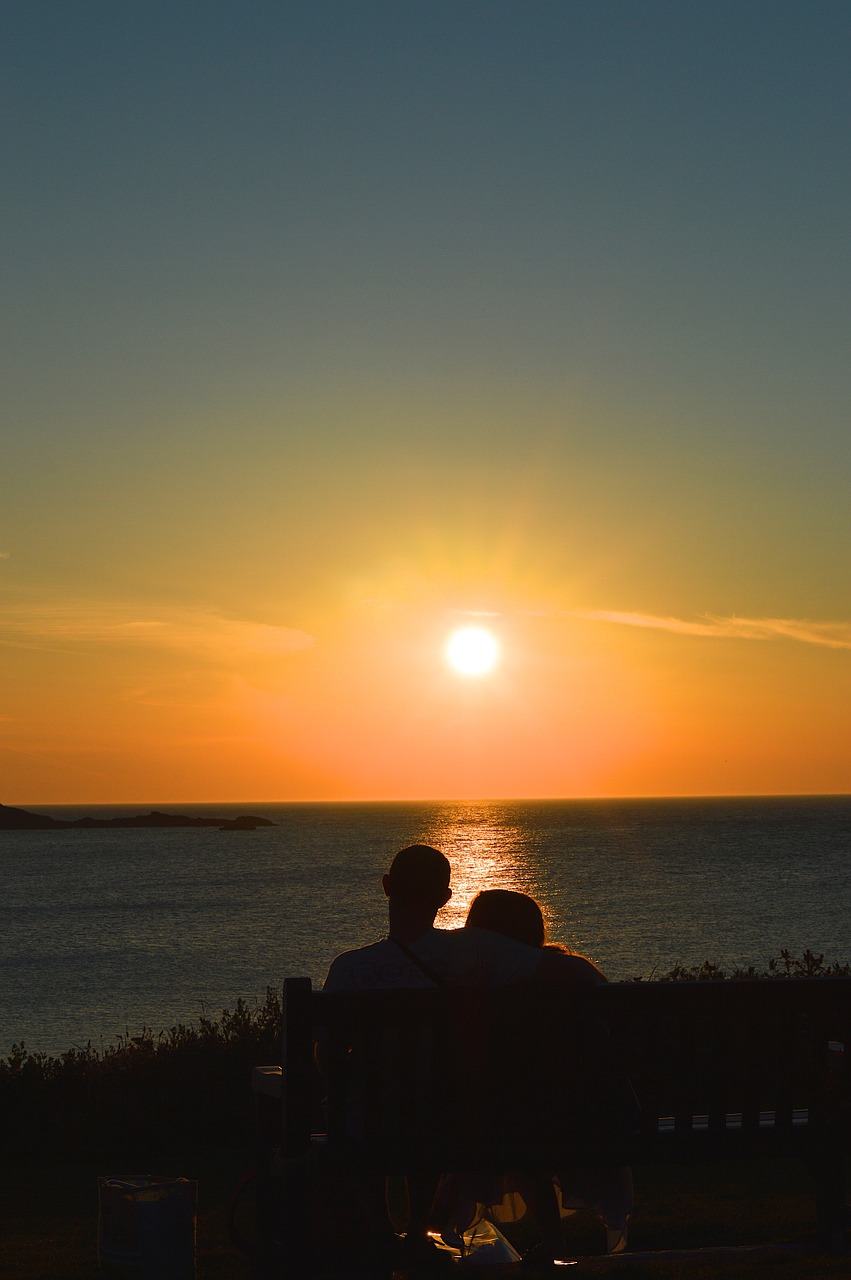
[382,873,391,898]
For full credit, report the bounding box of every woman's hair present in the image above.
[465,889,546,949]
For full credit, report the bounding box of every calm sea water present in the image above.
[2,797,849,1057]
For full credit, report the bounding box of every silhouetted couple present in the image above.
[324,843,602,992]
[323,844,633,1264]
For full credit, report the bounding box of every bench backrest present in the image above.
[283,977,851,1172]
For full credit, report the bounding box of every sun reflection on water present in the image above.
[417,803,550,932]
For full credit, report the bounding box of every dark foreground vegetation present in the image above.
[3,953,849,1278]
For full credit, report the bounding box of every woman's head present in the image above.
[465,889,546,949]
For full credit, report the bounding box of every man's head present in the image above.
[382,844,452,913]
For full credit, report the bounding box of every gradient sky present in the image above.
[3,1,849,803]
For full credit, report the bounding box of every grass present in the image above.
[3,1154,253,1280]
[4,1155,849,1278]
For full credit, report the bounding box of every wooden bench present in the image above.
[252,976,851,1272]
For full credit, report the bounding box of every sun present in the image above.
[445,626,500,677]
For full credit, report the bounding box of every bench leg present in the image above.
[281,1157,313,1277]
[252,1162,284,1279]
[812,1147,848,1254]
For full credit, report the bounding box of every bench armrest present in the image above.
[252,1065,283,1099]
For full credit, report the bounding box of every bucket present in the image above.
[97,1175,197,1280]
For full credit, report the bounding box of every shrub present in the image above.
[0,987,282,1163]
[642,949,851,983]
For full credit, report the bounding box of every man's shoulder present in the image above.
[417,925,542,985]
[323,938,389,985]
[324,937,434,991]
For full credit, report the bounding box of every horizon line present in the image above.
[8,790,850,809]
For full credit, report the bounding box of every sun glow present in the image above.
[445,626,500,676]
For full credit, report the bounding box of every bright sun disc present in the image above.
[445,626,499,676]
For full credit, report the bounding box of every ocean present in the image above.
[2,796,849,1058]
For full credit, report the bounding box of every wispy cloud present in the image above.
[0,551,10,560]
[572,610,851,651]
[0,599,315,664]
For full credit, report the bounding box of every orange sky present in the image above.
[3,580,848,803]
[2,5,849,803]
